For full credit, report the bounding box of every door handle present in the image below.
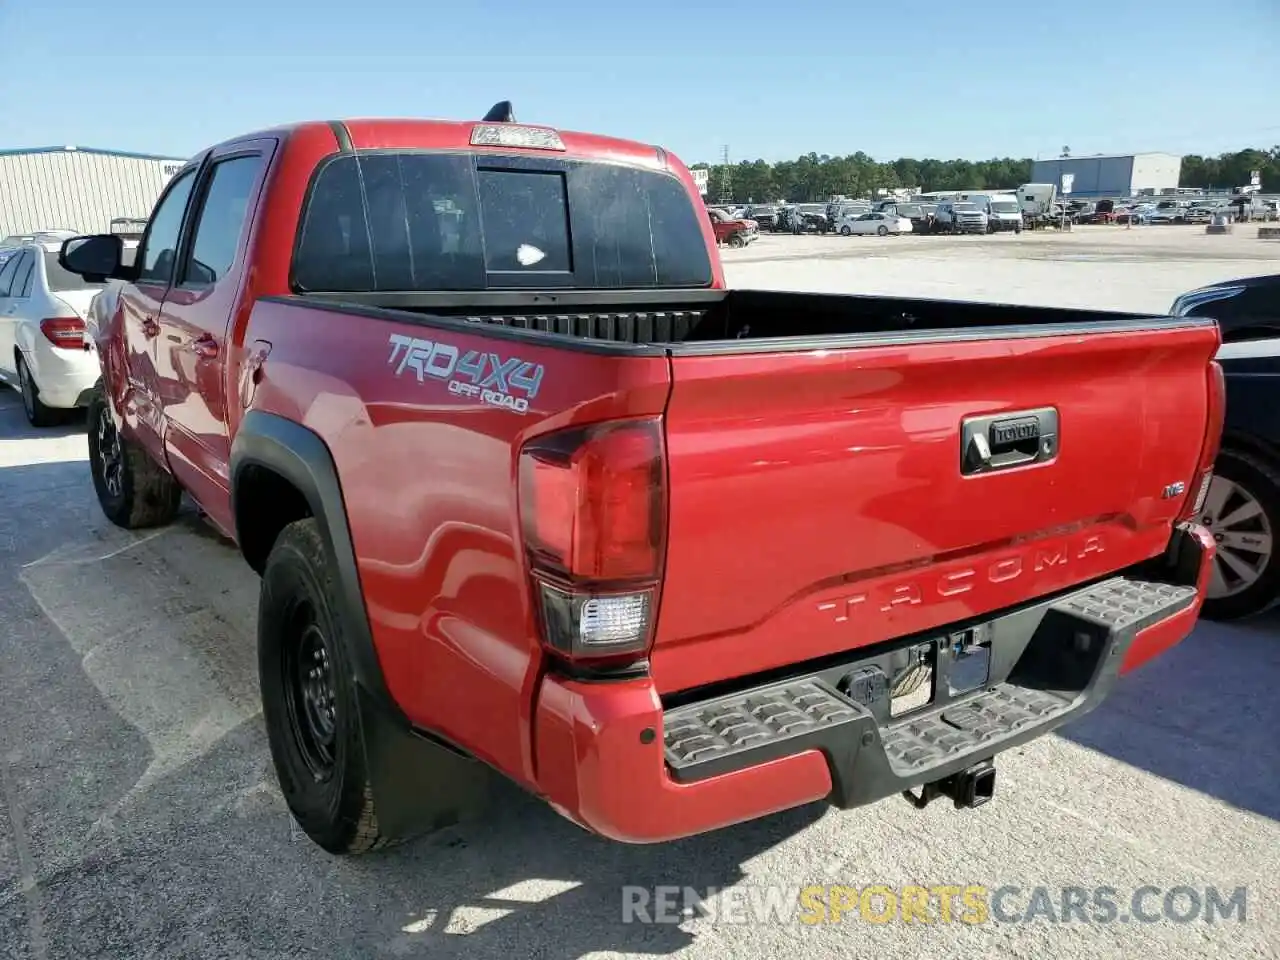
[142,317,160,338]
[960,408,1059,476]
[193,335,219,360]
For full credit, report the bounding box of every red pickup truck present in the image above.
[60,102,1223,856]
[707,207,758,247]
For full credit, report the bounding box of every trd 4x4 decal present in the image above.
[386,333,544,414]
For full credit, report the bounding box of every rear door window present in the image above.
[182,155,265,286]
[0,252,20,296]
[292,151,712,292]
[44,252,105,292]
[14,253,35,297]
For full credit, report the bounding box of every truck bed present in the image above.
[283,288,1195,352]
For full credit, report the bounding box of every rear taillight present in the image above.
[40,317,86,350]
[1179,360,1226,523]
[518,417,667,664]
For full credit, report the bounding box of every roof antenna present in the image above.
[482,101,516,123]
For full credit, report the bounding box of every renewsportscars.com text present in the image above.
[621,884,1248,926]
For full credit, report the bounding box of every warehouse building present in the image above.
[1029,152,1182,199]
[0,146,188,239]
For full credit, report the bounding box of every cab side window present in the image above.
[182,155,265,286]
[137,170,197,285]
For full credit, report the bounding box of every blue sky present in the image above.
[3,0,1277,165]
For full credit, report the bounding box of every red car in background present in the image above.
[1090,200,1119,224]
[707,206,758,246]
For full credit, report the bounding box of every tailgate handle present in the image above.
[961,408,1058,475]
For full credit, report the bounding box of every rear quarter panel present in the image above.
[243,299,671,785]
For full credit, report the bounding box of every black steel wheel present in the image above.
[259,518,391,854]
[282,604,339,780]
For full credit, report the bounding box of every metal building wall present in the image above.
[1129,153,1182,194]
[1029,153,1183,198]
[0,149,186,238]
[1029,156,1137,198]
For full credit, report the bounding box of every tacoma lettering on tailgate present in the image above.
[818,534,1105,621]
[387,333,544,414]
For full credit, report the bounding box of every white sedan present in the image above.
[0,237,109,426]
[836,212,913,236]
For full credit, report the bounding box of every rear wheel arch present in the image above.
[232,411,495,846]
[230,411,398,717]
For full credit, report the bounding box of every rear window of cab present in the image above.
[291,151,713,293]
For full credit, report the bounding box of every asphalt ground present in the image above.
[1,227,1277,958]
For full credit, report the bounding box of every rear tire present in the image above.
[877,225,889,236]
[1198,448,1280,621]
[840,225,852,236]
[87,389,183,529]
[17,355,60,428]
[259,518,393,855]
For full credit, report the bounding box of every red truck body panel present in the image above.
[78,112,1222,848]
[244,298,673,782]
[652,324,1219,693]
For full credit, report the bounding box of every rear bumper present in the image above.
[532,524,1213,843]
[23,343,100,408]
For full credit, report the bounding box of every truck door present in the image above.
[118,168,200,464]
[153,141,274,535]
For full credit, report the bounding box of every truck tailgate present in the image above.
[651,323,1219,695]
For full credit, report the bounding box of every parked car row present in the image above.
[1059,196,1280,226]
[709,199,1022,239]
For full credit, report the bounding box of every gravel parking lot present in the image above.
[722,223,1279,313]
[1,225,1277,959]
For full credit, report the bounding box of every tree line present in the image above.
[691,146,1280,203]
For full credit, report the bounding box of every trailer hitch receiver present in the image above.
[902,759,996,810]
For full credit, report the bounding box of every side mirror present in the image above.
[59,234,126,283]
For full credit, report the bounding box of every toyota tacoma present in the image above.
[59,102,1223,854]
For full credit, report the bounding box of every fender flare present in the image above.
[230,409,494,838]
[229,410,401,722]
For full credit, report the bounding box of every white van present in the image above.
[967,193,1023,232]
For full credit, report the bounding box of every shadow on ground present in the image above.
[0,396,87,442]
[1056,611,1280,820]
[26,716,830,959]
